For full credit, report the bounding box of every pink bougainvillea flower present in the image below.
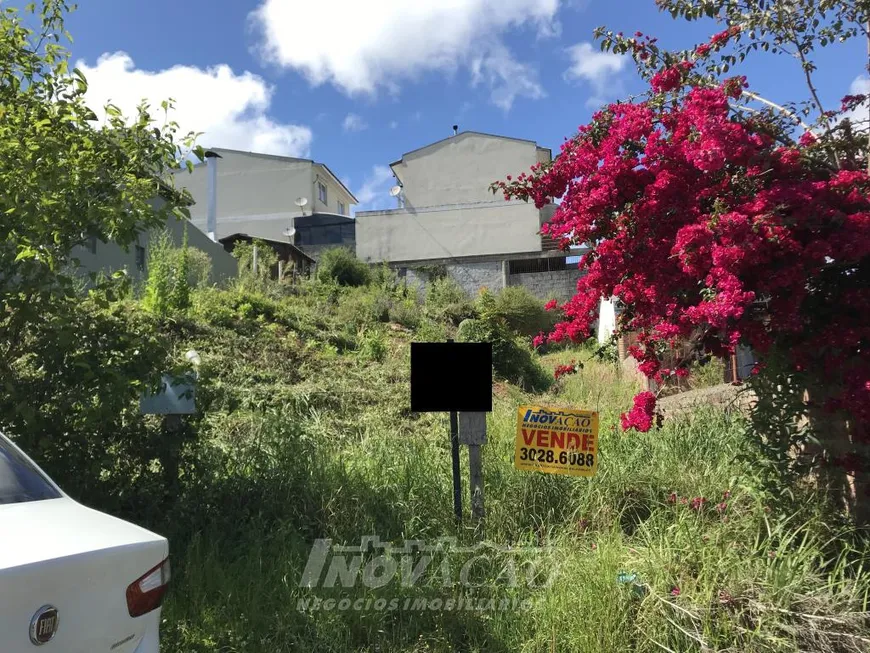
[620,391,658,432]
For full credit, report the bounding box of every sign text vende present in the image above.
[514,405,599,477]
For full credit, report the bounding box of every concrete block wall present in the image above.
[402,261,585,303]
[401,261,504,299]
[445,261,505,297]
[507,269,584,301]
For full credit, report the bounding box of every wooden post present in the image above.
[468,444,484,522]
[459,412,486,525]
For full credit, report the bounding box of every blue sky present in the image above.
[64,1,865,212]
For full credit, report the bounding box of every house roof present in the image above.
[194,147,359,205]
[389,131,551,167]
[218,232,316,264]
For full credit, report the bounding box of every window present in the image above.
[338,200,345,216]
[135,245,146,272]
[0,433,62,504]
[318,182,328,204]
[323,225,342,243]
[508,257,568,275]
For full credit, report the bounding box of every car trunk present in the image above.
[0,497,168,653]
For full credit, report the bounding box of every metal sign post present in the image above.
[409,341,492,527]
[449,409,462,524]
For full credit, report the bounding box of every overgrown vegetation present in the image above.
[317,246,372,286]
[3,4,870,652]
[232,238,279,282]
[6,236,869,651]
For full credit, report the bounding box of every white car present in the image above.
[0,431,170,652]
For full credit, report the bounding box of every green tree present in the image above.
[0,1,201,376]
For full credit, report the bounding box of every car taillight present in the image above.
[126,558,171,618]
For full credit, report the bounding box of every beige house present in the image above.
[355,130,584,299]
[72,197,238,284]
[176,148,358,254]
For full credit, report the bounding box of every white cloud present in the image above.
[76,52,313,157]
[564,42,627,109]
[353,165,396,213]
[471,43,545,110]
[342,112,368,132]
[843,76,870,128]
[251,0,560,110]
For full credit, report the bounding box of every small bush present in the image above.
[142,229,193,316]
[336,286,392,328]
[413,318,449,342]
[388,298,421,328]
[317,247,371,287]
[484,286,558,338]
[457,316,551,392]
[424,277,476,325]
[689,355,726,388]
[183,248,213,288]
[356,326,389,363]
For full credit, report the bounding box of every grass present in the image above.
[143,281,870,652]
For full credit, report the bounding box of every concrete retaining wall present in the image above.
[507,269,584,301]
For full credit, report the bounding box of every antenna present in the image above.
[389,185,402,197]
[294,196,308,216]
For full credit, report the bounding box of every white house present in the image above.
[176,148,358,259]
[355,130,586,299]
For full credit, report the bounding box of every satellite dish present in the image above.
[389,185,403,197]
[283,227,296,238]
[295,197,308,207]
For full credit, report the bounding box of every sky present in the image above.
[62,0,867,213]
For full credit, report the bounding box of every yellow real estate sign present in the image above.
[514,405,599,477]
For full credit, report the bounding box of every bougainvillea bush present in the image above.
[493,21,870,492]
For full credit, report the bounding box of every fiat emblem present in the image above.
[29,605,59,645]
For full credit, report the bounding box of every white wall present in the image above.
[598,298,617,344]
[312,165,353,216]
[72,215,237,284]
[392,133,548,208]
[356,202,544,263]
[175,150,354,239]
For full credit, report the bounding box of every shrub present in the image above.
[316,247,371,287]
[0,299,180,514]
[183,248,213,288]
[142,230,174,316]
[371,262,400,290]
[170,225,192,312]
[457,316,551,392]
[356,326,389,363]
[233,239,278,282]
[413,318,449,342]
[336,286,392,328]
[423,277,476,325]
[143,229,195,316]
[388,298,422,329]
[484,286,558,338]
